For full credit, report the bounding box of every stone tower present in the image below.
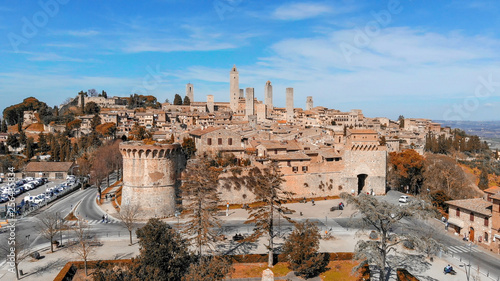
[286,88,294,123]
[265,81,273,116]
[230,65,239,112]
[186,83,194,103]
[207,95,214,113]
[245,87,254,119]
[120,142,185,219]
[306,96,313,111]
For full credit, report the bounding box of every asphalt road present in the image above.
[1,186,499,280]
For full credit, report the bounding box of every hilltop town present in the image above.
[1,65,500,281]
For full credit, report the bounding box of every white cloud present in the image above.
[66,30,100,37]
[272,2,332,20]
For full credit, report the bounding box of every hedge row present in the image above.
[55,253,355,280]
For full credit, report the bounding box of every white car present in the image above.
[398,195,410,203]
[25,177,34,182]
[23,183,34,191]
[33,194,45,204]
[24,195,35,202]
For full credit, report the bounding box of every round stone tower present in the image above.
[120,141,184,219]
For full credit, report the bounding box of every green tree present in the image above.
[388,149,424,194]
[133,218,193,280]
[183,96,191,105]
[282,220,328,278]
[173,94,183,105]
[182,256,232,281]
[398,115,405,129]
[25,137,34,159]
[340,193,439,281]
[181,137,196,159]
[478,167,489,190]
[245,161,294,267]
[181,157,221,256]
[18,130,27,146]
[84,102,100,114]
[0,119,7,133]
[90,113,101,131]
[7,134,19,150]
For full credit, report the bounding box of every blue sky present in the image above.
[1,0,500,121]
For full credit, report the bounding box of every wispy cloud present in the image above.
[272,2,334,20]
[65,30,100,37]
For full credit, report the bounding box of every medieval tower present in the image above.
[286,87,294,123]
[186,83,194,103]
[120,142,185,219]
[265,81,273,116]
[306,96,313,110]
[230,65,239,112]
[245,87,254,119]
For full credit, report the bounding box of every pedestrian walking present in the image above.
[105,214,109,223]
[101,215,105,223]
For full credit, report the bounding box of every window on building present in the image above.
[207,138,212,146]
[302,166,308,172]
[484,217,489,227]
[287,161,291,167]
[218,138,222,145]
[456,208,460,217]
[470,212,474,222]
[228,138,233,146]
[55,173,64,179]
[274,150,277,155]
[292,166,298,172]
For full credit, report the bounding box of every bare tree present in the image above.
[71,219,98,276]
[341,193,437,281]
[0,230,31,280]
[181,157,222,256]
[245,161,294,268]
[116,203,140,246]
[37,212,60,253]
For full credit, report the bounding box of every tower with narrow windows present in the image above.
[265,81,273,116]
[230,65,239,112]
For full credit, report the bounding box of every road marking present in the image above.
[448,245,480,253]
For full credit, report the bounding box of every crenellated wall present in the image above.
[120,142,185,219]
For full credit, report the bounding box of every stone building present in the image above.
[446,198,492,247]
[230,65,239,112]
[491,194,500,253]
[120,142,185,219]
[306,96,313,111]
[265,81,273,116]
[189,127,244,156]
[286,88,294,123]
[186,83,194,103]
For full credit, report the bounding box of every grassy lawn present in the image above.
[230,260,368,280]
[230,262,291,279]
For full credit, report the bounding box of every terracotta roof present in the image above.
[445,198,492,216]
[189,126,222,137]
[269,152,311,161]
[348,129,378,134]
[25,162,74,172]
[317,149,341,158]
[484,186,500,194]
[490,194,500,201]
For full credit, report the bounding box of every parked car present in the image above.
[33,194,45,204]
[399,195,410,203]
